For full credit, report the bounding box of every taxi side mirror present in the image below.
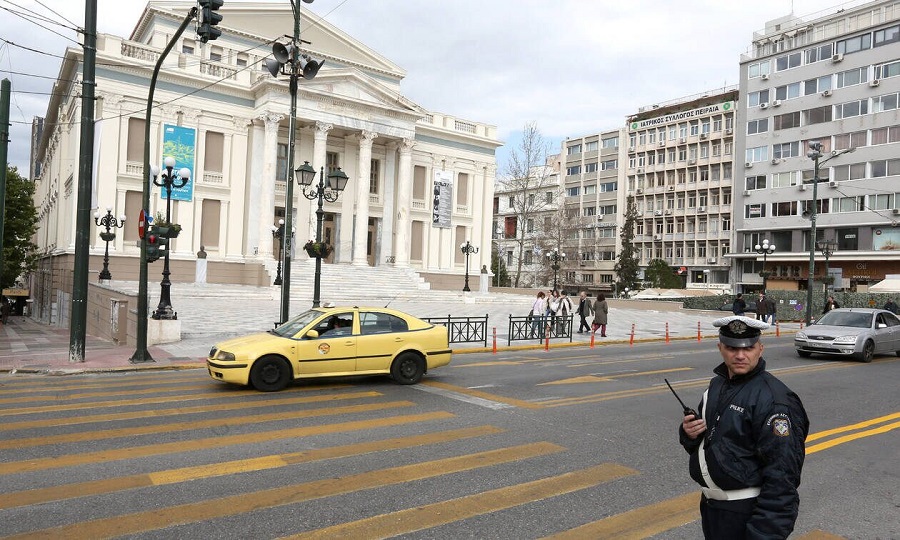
[305,330,320,339]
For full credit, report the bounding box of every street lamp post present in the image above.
[93,206,126,281]
[806,142,854,324]
[817,239,837,312]
[296,161,349,308]
[151,156,190,320]
[271,219,285,286]
[546,249,566,291]
[459,240,479,292]
[754,238,776,292]
[623,287,630,299]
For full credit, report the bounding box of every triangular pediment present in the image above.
[297,68,426,118]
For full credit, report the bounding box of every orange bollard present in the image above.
[492,327,497,354]
[545,324,550,351]
[776,322,780,337]
[665,322,670,344]
[630,323,635,347]
[590,331,595,348]
[697,321,702,342]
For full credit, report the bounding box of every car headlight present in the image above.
[214,350,236,361]
[795,332,807,339]
[833,336,858,344]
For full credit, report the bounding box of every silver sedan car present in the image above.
[794,308,900,362]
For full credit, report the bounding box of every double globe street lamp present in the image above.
[459,240,479,292]
[93,206,126,282]
[271,219,285,286]
[150,156,190,320]
[754,238,776,291]
[296,161,349,308]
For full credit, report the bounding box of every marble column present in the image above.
[393,138,415,267]
[352,130,378,266]
[257,112,283,257]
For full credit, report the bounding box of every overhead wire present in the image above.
[0,2,80,44]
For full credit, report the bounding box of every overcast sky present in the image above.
[1,0,856,178]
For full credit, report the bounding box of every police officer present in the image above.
[679,315,809,539]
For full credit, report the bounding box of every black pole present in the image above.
[463,251,471,292]
[313,168,325,307]
[132,7,197,363]
[272,222,284,286]
[69,0,97,362]
[153,167,187,319]
[94,208,124,281]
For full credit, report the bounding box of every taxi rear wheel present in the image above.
[391,352,424,385]
[250,356,292,391]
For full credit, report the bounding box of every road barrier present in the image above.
[506,315,573,346]
[422,314,488,347]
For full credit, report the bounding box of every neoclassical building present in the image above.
[31,1,499,321]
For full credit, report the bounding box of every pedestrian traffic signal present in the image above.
[198,0,224,43]
[146,232,161,263]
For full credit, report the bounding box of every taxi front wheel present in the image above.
[250,355,292,392]
[391,352,424,385]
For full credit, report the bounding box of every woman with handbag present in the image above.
[591,293,609,337]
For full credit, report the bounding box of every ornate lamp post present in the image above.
[93,206,126,281]
[817,239,837,311]
[754,238,776,291]
[459,240,479,292]
[270,219,285,286]
[150,156,190,320]
[546,249,566,290]
[296,161,349,308]
[806,142,854,324]
[623,287,630,299]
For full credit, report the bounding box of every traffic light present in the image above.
[146,231,161,263]
[198,0,224,43]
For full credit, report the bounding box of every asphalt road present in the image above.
[1,335,897,539]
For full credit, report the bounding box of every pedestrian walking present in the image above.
[556,290,573,334]
[678,315,809,539]
[591,293,609,337]
[755,293,768,322]
[823,295,840,314]
[529,291,547,339]
[884,298,899,314]
[0,297,9,325]
[577,291,593,333]
[731,293,747,315]
[547,290,561,334]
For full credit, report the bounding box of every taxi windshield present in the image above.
[272,309,324,337]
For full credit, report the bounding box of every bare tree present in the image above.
[501,122,557,287]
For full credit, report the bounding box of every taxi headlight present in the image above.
[795,332,807,339]
[214,350,236,361]
[833,335,858,344]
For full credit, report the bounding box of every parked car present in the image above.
[207,306,452,391]
[794,308,900,362]
[716,301,757,314]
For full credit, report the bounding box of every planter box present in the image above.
[304,242,333,258]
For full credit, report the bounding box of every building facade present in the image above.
[735,1,900,293]
[624,89,738,292]
[31,2,500,323]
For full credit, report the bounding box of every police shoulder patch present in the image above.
[766,413,792,437]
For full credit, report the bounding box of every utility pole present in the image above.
[68,0,97,363]
[0,79,10,285]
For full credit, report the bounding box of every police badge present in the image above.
[772,417,791,437]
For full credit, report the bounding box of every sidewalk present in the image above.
[0,294,795,375]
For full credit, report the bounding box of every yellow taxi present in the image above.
[207,306,452,391]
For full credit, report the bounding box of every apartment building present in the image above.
[624,89,738,292]
[735,0,900,293]
[560,129,626,294]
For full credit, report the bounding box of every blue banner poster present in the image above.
[160,124,196,202]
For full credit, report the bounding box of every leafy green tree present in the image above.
[490,250,510,287]
[1,166,39,289]
[645,259,684,288]
[614,195,640,292]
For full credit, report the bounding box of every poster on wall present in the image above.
[432,170,453,228]
[160,124,196,202]
[873,228,900,250]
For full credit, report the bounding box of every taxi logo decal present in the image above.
[317,343,330,355]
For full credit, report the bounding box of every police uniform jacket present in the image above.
[679,358,809,539]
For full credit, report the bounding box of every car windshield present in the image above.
[816,311,873,328]
[272,309,325,337]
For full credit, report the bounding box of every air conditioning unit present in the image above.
[821,90,832,97]
[688,159,697,165]
[771,158,780,165]
[772,99,782,107]
[654,234,662,240]
[745,161,753,168]
[893,208,900,215]
[708,258,717,264]
[832,53,844,62]
[759,102,770,109]
[636,188,644,194]
[665,209,672,215]
[658,140,666,146]
[829,180,838,187]
[870,79,881,87]
[799,183,807,191]
[698,206,707,212]
[742,190,750,197]
[628,146,636,153]
[654,210,663,216]
[761,73,770,80]
[668,185,675,191]
[597,214,605,221]
[700,133,708,139]
[725,128,733,135]
[679,137,687,143]
[637,168,644,173]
